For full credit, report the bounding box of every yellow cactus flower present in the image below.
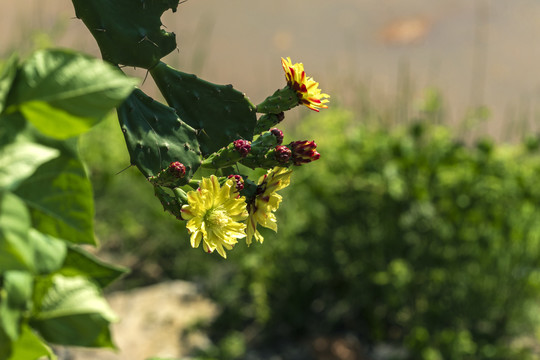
[181,176,248,258]
[246,167,292,245]
[281,57,330,112]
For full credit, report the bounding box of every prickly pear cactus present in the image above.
[150,62,257,156]
[73,0,330,258]
[71,0,179,69]
[117,89,201,181]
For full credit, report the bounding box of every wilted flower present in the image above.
[181,176,248,258]
[281,57,330,112]
[246,167,292,245]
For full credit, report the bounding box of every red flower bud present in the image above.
[168,161,186,178]
[270,128,284,145]
[275,145,292,163]
[227,174,245,191]
[233,139,251,157]
[290,140,320,165]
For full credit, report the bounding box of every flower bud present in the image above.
[234,139,252,157]
[270,128,284,145]
[149,161,187,187]
[275,145,292,163]
[168,161,186,178]
[290,140,320,165]
[227,174,245,191]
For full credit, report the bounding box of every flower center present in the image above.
[204,206,229,227]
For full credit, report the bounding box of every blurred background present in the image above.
[4,0,540,359]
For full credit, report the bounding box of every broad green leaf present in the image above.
[31,275,116,348]
[0,137,59,191]
[0,192,32,272]
[10,49,136,138]
[0,271,33,341]
[32,275,116,321]
[0,112,27,150]
[59,246,128,289]
[28,229,67,275]
[0,54,18,114]
[9,324,56,360]
[15,152,96,245]
[0,326,11,360]
[20,101,98,140]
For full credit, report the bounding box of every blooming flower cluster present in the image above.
[179,168,291,257]
[153,56,328,258]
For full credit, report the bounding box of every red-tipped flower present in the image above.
[227,174,245,192]
[290,140,320,165]
[270,128,284,145]
[233,139,251,157]
[168,161,186,178]
[275,145,292,163]
[281,57,330,112]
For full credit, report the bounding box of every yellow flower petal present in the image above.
[182,175,248,258]
[246,167,291,245]
[281,57,330,112]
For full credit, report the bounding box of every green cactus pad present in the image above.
[150,62,257,156]
[72,0,179,69]
[117,89,202,181]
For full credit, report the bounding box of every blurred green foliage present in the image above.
[0,49,134,359]
[83,97,540,359]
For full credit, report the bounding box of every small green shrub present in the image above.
[199,108,540,359]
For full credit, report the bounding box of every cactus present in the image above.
[71,0,179,69]
[72,0,329,258]
[150,62,257,155]
[256,87,299,114]
[253,112,285,134]
[117,89,202,181]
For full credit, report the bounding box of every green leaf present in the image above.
[0,54,18,115]
[0,194,66,275]
[27,229,67,275]
[0,325,12,360]
[59,246,128,289]
[10,49,136,138]
[0,192,32,272]
[0,271,33,341]
[0,136,59,191]
[31,275,116,348]
[20,101,99,140]
[72,0,179,69]
[15,149,96,245]
[0,111,27,149]
[9,324,56,360]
